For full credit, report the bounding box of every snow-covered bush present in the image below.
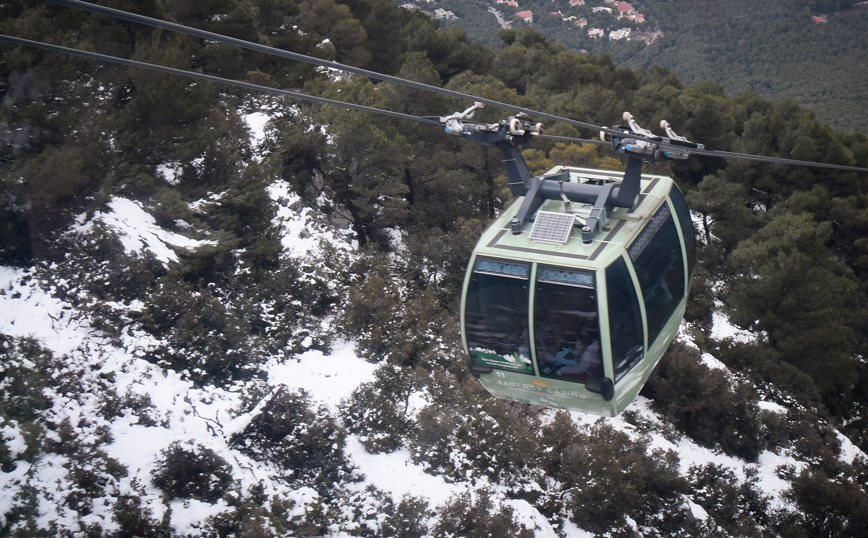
[411,385,540,483]
[642,342,764,460]
[433,489,534,538]
[152,441,234,503]
[342,364,421,453]
[231,388,349,489]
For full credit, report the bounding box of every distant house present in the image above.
[609,27,631,40]
[629,13,645,23]
[434,8,456,19]
[575,17,588,28]
[550,10,562,16]
[588,27,604,38]
[563,15,577,22]
[812,15,827,23]
[568,0,584,6]
[615,1,634,16]
[507,1,518,6]
[592,7,612,13]
[516,9,533,22]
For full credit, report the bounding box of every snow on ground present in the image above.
[266,340,377,412]
[267,179,358,257]
[710,300,757,343]
[72,197,215,265]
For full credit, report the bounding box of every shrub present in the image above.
[642,342,764,461]
[542,418,686,534]
[378,494,433,538]
[410,387,539,483]
[110,493,173,538]
[152,441,234,503]
[342,364,421,453]
[231,388,348,489]
[433,489,533,538]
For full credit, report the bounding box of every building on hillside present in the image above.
[568,0,585,6]
[628,13,645,23]
[550,10,563,16]
[563,15,577,22]
[812,15,827,23]
[588,27,604,38]
[592,7,612,13]
[507,1,518,6]
[615,1,634,16]
[609,27,631,40]
[434,8,456,19]
[575,17,588,27]
[516,9,533,22]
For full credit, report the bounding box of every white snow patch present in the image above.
[73,197,215,264]
[170,499,231,535]
[711,304,756,343]
[561,518,595,538]
[700,352,728,372]
[244,111,270,146]
[344,435,466,507]
[504,499,560,538]
[157,162,182,184]
[265,340,377,411]
[267,179,357,257]
[758,400,787,414]
[837,430,866,465]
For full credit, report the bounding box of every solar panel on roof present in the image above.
[529,211,576,244]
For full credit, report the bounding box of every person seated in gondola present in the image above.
[541,331,603,379]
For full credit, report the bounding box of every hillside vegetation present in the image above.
[1,0,868,535]
[429,0,868,132]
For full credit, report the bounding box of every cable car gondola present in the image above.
[7,1,867,416]
[452,108,696,416]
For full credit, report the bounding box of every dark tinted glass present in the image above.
[629,204,685,345]
[533,268,602,383]
[606,257,644,382]
[464,259,532,373]
[668,184,695,280]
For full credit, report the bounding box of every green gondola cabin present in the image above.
[461,166,695,416]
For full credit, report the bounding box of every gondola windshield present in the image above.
[534,268,602,383]
[464,259,532,373]
[629,204,686,345]
[606,257,645,382]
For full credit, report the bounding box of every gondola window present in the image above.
[464,259,533,373]
[533,267,602,383]
[629,204,686,345]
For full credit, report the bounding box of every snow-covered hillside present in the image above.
[2,166,863,537]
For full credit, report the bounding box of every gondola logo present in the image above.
[532,378,548,386]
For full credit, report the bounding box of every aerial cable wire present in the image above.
[0,33,607,146]
[0,34,441,126]
[43,0,609,134]
[19,0,868,172]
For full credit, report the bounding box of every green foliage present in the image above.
[110,491,173,538]
[539,414,687,534]
[786,466,868,537]
[688,464,770,537]
[231,388,349,489]
[0,335,50,472]
[152,441,234,502]
[342,364,421,453]
[642,342,764,460]
[433,489,534,538]
[726,210,863,413]
[411,381,540,483]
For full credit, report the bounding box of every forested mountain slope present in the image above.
[1,0,868,536]
[428,0,868,133]
[623,0,868,134]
